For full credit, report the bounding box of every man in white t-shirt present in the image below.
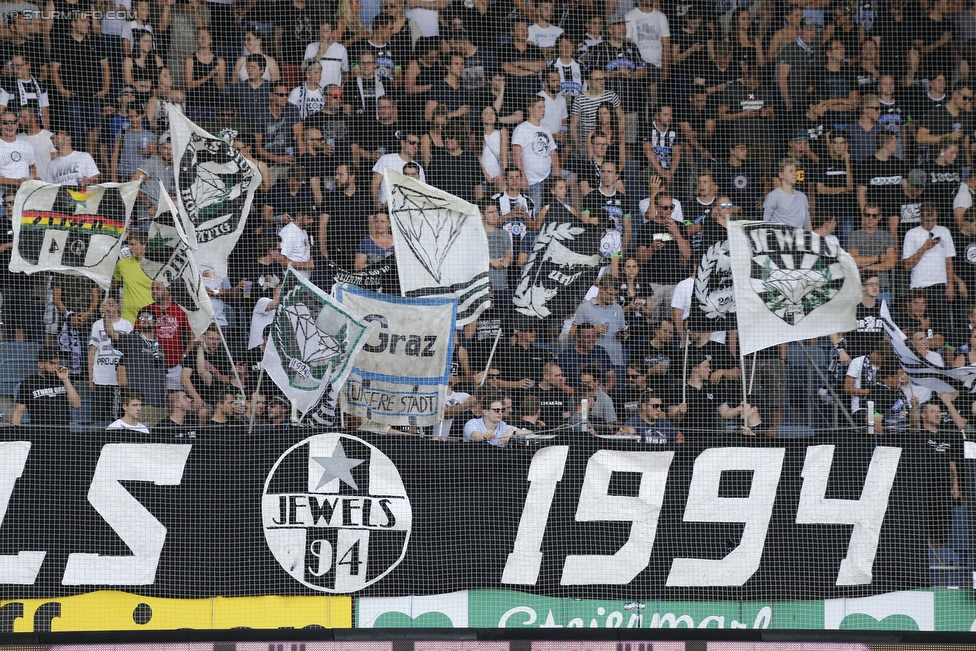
[46,125,100,184]
[273,209,315,280]
[88,296,133,425]
[625,0,669,90]
[17,107,54,182]
[538,70,568,143]
[511,95,561,211]
[404,0,441,36]
[0,109,33,190]
[107,388,151,433]
[528,0,563,53]
[304,19,349,87]
[903,203,959,338]
[371,130,425,208]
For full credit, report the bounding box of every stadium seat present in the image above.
[0,342,41,397]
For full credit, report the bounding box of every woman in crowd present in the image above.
[335,0,368,47]
[619,257,651,344]
[124,30,165,100]
[586,101,624,167]
[421,103,448,168]
[728,7,763,70]
[232,29,281,85]
[479,105,508,192]
[183,28,226,122]
[146,67,185,135]
[355,212,396,269]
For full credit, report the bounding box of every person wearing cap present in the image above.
[497,318,556,389]
[916,81,972,163]
[131,131,174,223]
[903,202,961,337]
[12,346,81,426]
[103,307,169,426]
[669,349,745,437]
[776,16,820,116]
[45,123,100,184]
[267,395,291,425]
[763,157,812,230]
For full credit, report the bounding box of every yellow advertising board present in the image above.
[0,592,351,633]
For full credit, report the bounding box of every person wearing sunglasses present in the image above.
[0,109,34,190]
[915,81,972,164]
[617,389,680,444]
[463,394,532,446]
[371,129,426,208]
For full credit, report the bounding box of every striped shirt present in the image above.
[571,90,620,134]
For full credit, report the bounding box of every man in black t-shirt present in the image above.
[857,130,906,231]
[12,346,81,426]
[918,399,964,548]
[50,12,110,151]
[528,362,573,429]
[322,163,370,273]
[635,190,690,319]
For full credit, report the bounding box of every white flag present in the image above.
[139,184,215,338]
[337,283,456,427]
[263,270,372,419]
[168,105,261,278]
[729,221,861,356]
[9,180,138,289]
[382,170,490,325]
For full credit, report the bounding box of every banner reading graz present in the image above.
[0,431,926,610]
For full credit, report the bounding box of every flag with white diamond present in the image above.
[263,269,372,419]
[382,170,490,325]
[168,105,261,279]
[730,221,861,356]
[139,183,215,338]
[9,180,139,289]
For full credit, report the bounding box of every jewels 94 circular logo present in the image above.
[263,433,412,593]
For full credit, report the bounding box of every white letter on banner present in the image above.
[666,447,785,586]
[502,446,569,585]
[0,441,45,584]
[795,444,901,585]
[63,444,191,585]
[561,450,673,585]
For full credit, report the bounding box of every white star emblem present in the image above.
[312,441,364,490]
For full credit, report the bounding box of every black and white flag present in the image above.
[730,221,861,356]
[689,237,736,332]
[382,170,490,326]
[168,105,261,279]
[139,184,215,337]
[9,181,138,289]
[880,301,976,393]
[513,219,603,320]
